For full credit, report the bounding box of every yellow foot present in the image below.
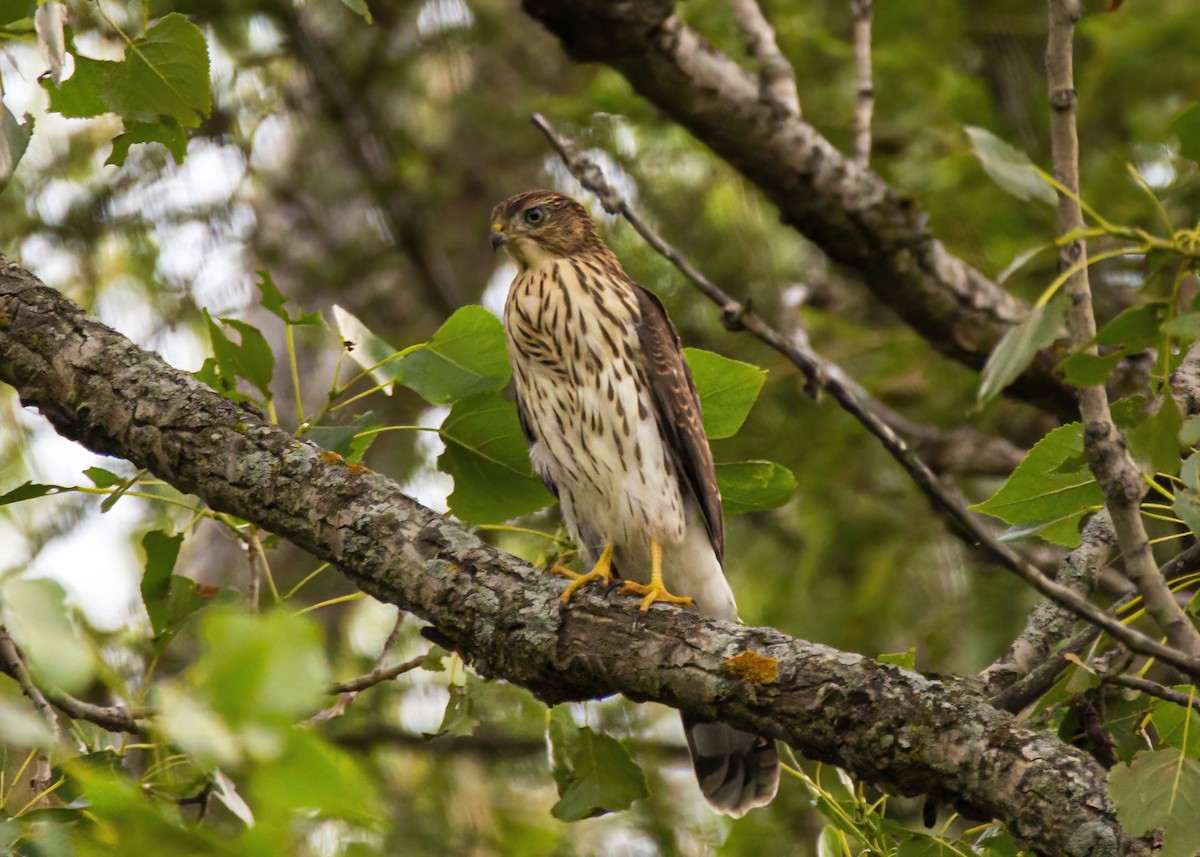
[619,579,693,612]
[552,543,615,604]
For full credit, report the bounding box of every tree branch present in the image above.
[850,0,874,167]
[728,0,801,119]
[520,0,1075,412]
[981,509,1113,696]
[530,113,1200,682]
[0,265,1152,857]
[1045,0,1200,662]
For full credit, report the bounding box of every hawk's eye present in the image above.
[524,206,545,225]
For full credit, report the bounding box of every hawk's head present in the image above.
[490,190,603,269]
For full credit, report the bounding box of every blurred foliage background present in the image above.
[1,0,1199,854]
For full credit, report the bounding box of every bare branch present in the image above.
[728,0,800,119]
[0,628,149,737]
[531,112,1200,682]
[0,626,57,798]
[1104,673,1200,714]
[1046,0,1200,661]
[310,615,423,724]
[850,0,873,167]
[0,266,1154,856]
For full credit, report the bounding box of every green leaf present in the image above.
[1109,750,1200,857]
[0,0,34,27]
[437,392,554,524]
[876,648,915,669]
[250,729,382,823]
[716,461,796,516]
[1150,696,1200,758]
[965,126,1057,206]
[1174,488,1200,539]
[395,306,511,405]
[1097,302,1167,349]
[430,685,477,737]
[1162,312,1200,343]
[971,423,1103,547]
[103,13,211,130]
[338,0,373,23]
[84,467,124,488]
[978,294,1067,403]
[0,578,95,693]
[307,411,380,464]
[1171,102,1200,164]
[547,706,648,821]
[683,348,767,439]
[0,481,62,506]
[332,304,404,391]
[257,270,323,326]
[0,102,32,190]
[1127,395,1184,475]
[186,609,329,729]
[203,311,275,400]
[139,530,209,642]
[44,55,114,118]
[107,118,186,166]
[1058,351,1123,387]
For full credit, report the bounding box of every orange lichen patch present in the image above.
[346,463,367,475]
[320,450,344,464]
[722,651,779,685]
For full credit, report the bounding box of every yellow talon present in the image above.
[553,543,615,604]
[619,539,692,612]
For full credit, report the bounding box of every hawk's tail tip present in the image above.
[682,715,780,818]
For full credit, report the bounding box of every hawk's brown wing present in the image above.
[515,392,558,499]
[632,284,725,563]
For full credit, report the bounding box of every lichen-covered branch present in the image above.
[0,265,1154,857]
[981,509,1113,697]
[1046,0,1200,661]
[520,0,1074,412]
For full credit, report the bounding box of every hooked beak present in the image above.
[490,223,506,252]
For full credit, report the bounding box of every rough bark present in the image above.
[0,266,1151,857]
[520,0,1075,412]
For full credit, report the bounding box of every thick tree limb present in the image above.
[728,0,801,120]
[520,0,1075,412]
[1046,0,1200,661]
[0,265,1151,857]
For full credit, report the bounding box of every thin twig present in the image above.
[729,0,801,119]
[1045,0,1200,662]
[850,0,874,167]
[1104,673,1200,713]
[309,614,420,724]
[0,627,57,800]
[531,111,1200,681]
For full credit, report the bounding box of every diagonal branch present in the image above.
[1046,0,1200,662]
[520,0,1076,413]
[0,264,1153,857]
[531,113,1200,683]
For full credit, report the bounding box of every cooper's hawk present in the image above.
[490,190,779,817]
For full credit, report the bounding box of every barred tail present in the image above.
[682,714,780,818]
